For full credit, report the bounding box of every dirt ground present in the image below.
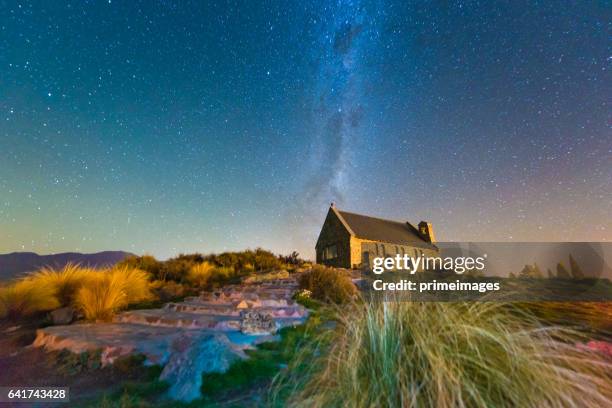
[0,319,135,407]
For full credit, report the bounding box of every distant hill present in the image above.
[0,251,135,281]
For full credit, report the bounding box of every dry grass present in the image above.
[523,301,612,337]
[277,299,612,408]
[0,277,60,319]
[186,262,215,288]
[31,264,98,306]
[0,264,151,321]
[75,266,152,321]
[243,269,290,284]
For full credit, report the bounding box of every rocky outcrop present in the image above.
[160,332,246,402]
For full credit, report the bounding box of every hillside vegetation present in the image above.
[0,249,304,322]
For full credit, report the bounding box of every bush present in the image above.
[0,277,60,319]
[150,280,186,301]
[205,248,283,273]
[115,249,293,286]
[299,265,357,304]
[207,266,237,287]
[279,300,612,407]
[75,267,152,321]
[118,255,164,281]
[186,262,215,288]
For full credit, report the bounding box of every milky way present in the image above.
[301,1,376,209]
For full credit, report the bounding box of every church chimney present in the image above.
[418,221,436,243]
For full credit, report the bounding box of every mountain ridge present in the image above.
[0,251,135,281]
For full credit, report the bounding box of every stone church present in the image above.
[315,204,438,270]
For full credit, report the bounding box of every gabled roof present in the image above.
[334,208,435,249]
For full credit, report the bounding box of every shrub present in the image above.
[207,266,236,287]
[186,262,215,288]
[115,249,293,285]
[150,280,186,301]
[0,277,60,319]
[118,255,164,281]
[75,267,152,321]
[279,251,303,266]
[299,265,357,304]
[279,300,612,407]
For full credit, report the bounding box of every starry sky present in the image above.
[1,1,610,259]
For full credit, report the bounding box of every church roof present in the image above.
[335,208,435,249]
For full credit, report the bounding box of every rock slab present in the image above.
[160,332,246,402]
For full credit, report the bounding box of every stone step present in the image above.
[199,288,297,302]
[114,309,242,331]
[164,302,241,316]
[164,301,308,318]
[172,297,300,309]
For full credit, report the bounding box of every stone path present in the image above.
[33,276,308,402]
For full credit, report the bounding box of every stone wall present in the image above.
[315,209,351,268]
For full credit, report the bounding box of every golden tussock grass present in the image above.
[0,264,151,321]
[75,266,152,321]
[0,277,60,319]
[185,262,215,288]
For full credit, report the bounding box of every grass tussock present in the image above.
[185,262,215,288]
[76,266,152,321]
[33,264,98,306]
[277,300,612,408]
[0,264,152,321]
[0,277,60,319]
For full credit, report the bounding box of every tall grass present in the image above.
[33,264,97,306]
[276,299,612,407]
[0,264,152,321]
[185,262,215,288]
[0,277,59,319]
[522,301,612,337]
[75,266,152,321]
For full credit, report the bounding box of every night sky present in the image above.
[1,1,610,259]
